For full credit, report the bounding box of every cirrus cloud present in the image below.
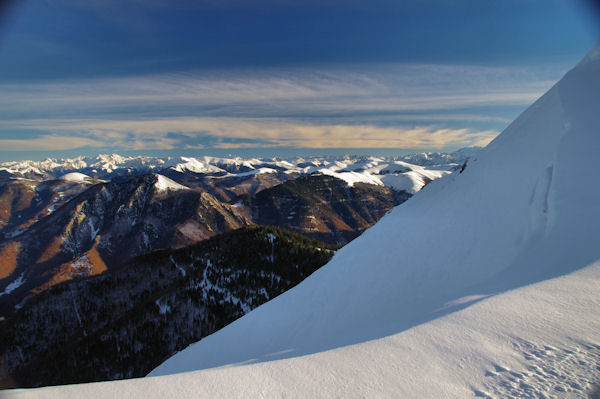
[1,117,497,151]
[0,61,567,154]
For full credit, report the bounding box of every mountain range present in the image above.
[0,150,475,182]
[0,152,467,318]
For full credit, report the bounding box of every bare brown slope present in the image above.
[0,174,249,316]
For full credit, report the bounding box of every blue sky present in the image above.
[0,0,598,161]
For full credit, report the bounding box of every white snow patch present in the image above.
[313,162,450,193]
[87,217,100,241]
[170,157,225,174]
[155,299,171,315]
[265,233,276,263]
[59,172,91,182]
[154,174,189,192]
[4,229,25,239]
[0,272,25,296]
[317,168,383,187]
[235,167,277,178]
[9,264,600,398]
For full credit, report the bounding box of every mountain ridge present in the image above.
[0,150,475,182]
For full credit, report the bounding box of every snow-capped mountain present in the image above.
[0,151,469,193]
[11,43,595,398]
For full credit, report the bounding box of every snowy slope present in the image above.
[305,161,450,193]
[58,172,91,182]
[153,174,189,192]
[166,157,226,174]
[7,45,600,398]
[6,263,599,398]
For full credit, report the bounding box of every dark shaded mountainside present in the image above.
[246,174,410,244]
[0,172,404,317]
[167,167,293,202]
[0,226,338,388]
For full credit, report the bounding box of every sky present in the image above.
[0,0,598,161]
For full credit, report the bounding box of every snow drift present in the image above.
[7,44,600,398]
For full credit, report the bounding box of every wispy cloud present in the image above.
[0,63,559,115]
[0,62,567,152]
[1,117,498,150]
[0,135,105,151]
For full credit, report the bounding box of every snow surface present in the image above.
[379,165,448,193]
[6,264,600,398]
[58,172,91,182]
[8,44,600,399]
[314,161,449,193]
[1,152,464,194]
[168,157,225,174]
[0,272,25,297]
[317,168,384,187]
[233,167,278,178]
[153,174,189,192]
